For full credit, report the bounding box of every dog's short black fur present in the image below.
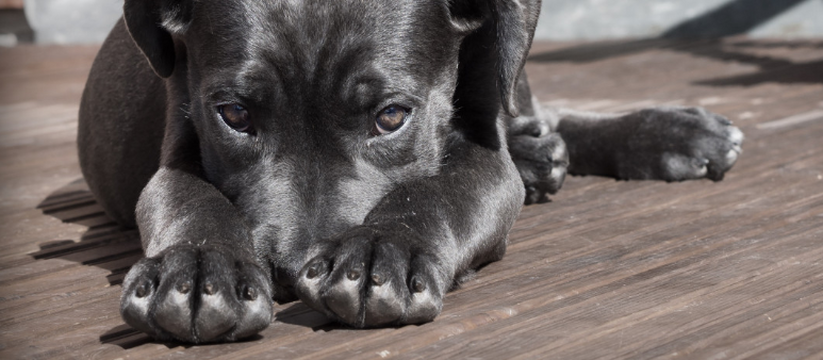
[78,0,743,343]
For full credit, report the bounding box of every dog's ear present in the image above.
[123,0,193,78]
[448,0,541,117]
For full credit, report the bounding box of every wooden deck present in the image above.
[1,38,822,359]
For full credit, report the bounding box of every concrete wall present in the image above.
[747,0,823,38]
[24,0,122,44]
[535,0,823,40]
[21,0,823,44]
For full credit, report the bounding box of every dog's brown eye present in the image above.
[218,104,252,133]
[374,106,408,135]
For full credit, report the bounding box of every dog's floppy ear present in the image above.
[123,0,193,78]
[448,0,541,117]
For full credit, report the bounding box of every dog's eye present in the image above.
[217,104,253,133]
[374,105,409,135]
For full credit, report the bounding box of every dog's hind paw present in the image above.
[509,132,569,204]
[295,226,447,327]
[612,107,744,182]
[120,245,272,343]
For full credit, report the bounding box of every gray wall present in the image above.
[24,0,123,44]
[535,0,823,40]
[22,0,823,44]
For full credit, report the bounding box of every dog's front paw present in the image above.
[616,107,744,181]
[295,227,447,327]
[510,132,569,204]
[120,245,272,343]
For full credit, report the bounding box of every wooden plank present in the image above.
[756,109,823,129]
[0,0,23,9]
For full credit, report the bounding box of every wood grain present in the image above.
[0,0,23,9]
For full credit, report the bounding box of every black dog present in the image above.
[77,0,743,343]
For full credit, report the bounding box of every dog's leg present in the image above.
[552,106,744,181]
[294,130,524,328]
[119,120,273,343]
[508,72,743,184]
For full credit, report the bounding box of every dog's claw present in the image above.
[306,264,319,279]
[347,267,362,281]
[412,278,426,293]
[203,282,216,295]
[135,282,149,298]
[177,281,191,294]
[243,286,258,301]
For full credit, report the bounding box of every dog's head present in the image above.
[123,0,539,275]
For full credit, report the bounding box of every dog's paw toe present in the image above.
[120,246,272,343]
[402,258,443,324]
[120,259,161,336]
[296,227,445,327]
